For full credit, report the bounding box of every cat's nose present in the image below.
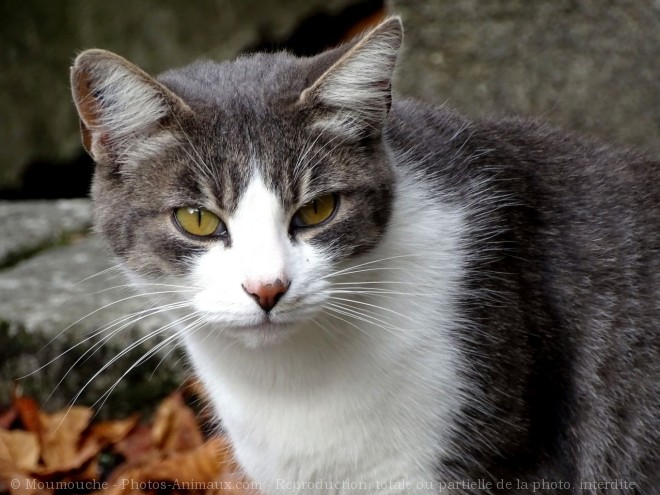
[242,278,290,312]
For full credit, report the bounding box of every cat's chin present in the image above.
[215,319,303,348]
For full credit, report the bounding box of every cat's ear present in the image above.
[300,16,402,138]
[70,49,190,163]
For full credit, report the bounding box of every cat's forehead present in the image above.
[123,44,393,216]
[153,54,372,213]
[154,55,309,208]
[158,52,312,111]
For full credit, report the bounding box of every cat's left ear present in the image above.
[300,16,403,139]
[70,49,190,164]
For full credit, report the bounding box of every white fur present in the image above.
[180,168,470,493]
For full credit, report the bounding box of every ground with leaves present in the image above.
[0,383,259,495]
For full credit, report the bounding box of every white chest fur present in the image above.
[183,174,469,494]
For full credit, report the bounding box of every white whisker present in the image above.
[66,310,201,413]
[91,314,207,415]
[74,264,123,284]
[327,295,416,323]
[322,254,421,279]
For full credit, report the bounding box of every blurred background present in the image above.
[1,0,658,415]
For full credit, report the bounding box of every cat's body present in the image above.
[71,18,659,494]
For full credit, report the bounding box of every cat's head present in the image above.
[71,18,403,346]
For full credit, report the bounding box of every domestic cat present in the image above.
[70,16,659,494]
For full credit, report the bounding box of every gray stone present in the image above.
[389,0,660,154]
[0,235,182,416]
[0,199,92,268]
[0,0,356,190]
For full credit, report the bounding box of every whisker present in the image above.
[322,254,421,279]
[38,289,196,353]
[43,302,193,400]
[320,309,373,340]
[85,283,199,296]
[23,300,192,379]
[325,302,398,335]
[328,280,424,286]
[328,289,437,298]
[74,264,123,285]
[327,296,416,323]
[66,311,202,411]
[91,314,207,415]
[170,112,216,184]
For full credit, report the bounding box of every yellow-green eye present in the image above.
[292,194,337,228]
[174,207,225,237]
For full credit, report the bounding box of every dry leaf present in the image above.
[14,397,40,434]
[152,392,203,453]
[89,415,139,446]
[38,406,93,471]
[0,430,40,471]
[0,385,261,495]
[114,423,155,463]
[102,439,227,495]
[141,437,227,484]
[0,408,17,430]
[0,465,51,495]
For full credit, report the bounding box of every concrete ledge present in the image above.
[0,199,92,268]
[0,215,183,416]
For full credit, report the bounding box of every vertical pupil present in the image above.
[313,200,318,215]
[197,209,202,227]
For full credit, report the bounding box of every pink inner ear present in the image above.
[73,68,104,154]
[74,68,101,127]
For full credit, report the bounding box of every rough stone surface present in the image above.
[0,235,169,335]
[0,235,182,416]
[0,199,92,267]
[0,0,356,190]
[390,0,660,154]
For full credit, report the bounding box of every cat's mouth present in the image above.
[241,318,287,332]
[214,316,303,347]
[223,312,294,333]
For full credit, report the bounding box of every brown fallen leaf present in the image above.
[152,391,203,453]
[1,384,261,495]
[0,407,18,430]
[0,430,40,471]
[14,397,40,435]
[0,464,51,495]
[114,423,155,464]
[0,430,48,495]
[38,406,93,472]
[143,437,228,483]
[89,415,139,446]
[103,438,230,495]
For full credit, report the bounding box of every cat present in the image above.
[70,16,659,494]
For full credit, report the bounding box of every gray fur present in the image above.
[71,17,659,493]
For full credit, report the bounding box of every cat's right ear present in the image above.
[70,49,190,163]
[299,17,403,139]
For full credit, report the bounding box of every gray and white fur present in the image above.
[70,17,659,494]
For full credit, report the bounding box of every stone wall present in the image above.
[389,0,660,155]
[0,0,358,192]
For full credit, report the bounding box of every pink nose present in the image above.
[242,278,290,312]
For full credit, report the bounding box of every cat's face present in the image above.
[71,19,402,346]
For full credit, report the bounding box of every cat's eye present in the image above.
[174,207,226,238]
[291,194,337,228]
